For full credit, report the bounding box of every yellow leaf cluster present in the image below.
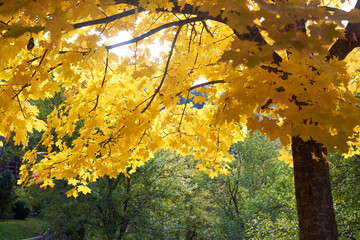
[0,0,358,193]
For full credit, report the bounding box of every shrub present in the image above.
[13,200,31,219]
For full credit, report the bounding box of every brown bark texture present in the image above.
[292,137,338,240]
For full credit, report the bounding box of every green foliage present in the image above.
[29,181,89,240]
[120,151,214,240]
[245,212,298,240]
[26,151,214,239]
[330,152,360,239]
[0,170,16,219]
[198,132,298,239]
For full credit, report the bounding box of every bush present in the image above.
[13,200,31,219]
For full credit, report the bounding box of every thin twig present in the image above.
[175,80,225,98]
[201,20,214,38]
[12,83,30,100]
[11,49,49,102]
[138,130,147,145]
[189,80,225,91]
[179,91,190,128]
[89,56,109,113]
[30,48,48,78]
[133,95,152,112]
[141,25,183,113]
[213,33,234,44]
[188,23,196,53]
[16,95,26,119]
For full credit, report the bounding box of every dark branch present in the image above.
[12,49,48,100]
[328,0,360,60]
[12,83,29,101]
[89,57,109,114]
[106,17,205,50]
[260,98,273,110]
[141,25,183,113]
[73,8,145,29]
[189,80,225,91]
[179,91,190,128]
[16,95,26,119]
[175,80,225,98]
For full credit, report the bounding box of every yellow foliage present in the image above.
[278,149,294,167]
[0,0,358,192]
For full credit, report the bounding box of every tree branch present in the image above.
[73,8,145,29]
[141,25,183,113]
[179,91,190,128]
[89,56,109,114]
[12,49,48,100]
[189,80,225,91]
[106,17,205,50]
[175,80,225,99]
[16,95,26,119]
[328,0,360,60]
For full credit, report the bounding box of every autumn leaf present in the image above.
[66,188,79,198]
[77,185,91,195]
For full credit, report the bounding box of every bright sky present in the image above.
[342,0,356,11]
[108,31,171,61]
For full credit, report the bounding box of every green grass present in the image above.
[0,216,45,240]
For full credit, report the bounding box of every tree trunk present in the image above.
[291,136,338,240]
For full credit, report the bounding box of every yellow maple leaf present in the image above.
[77,185,91,195]
[66,188,79,198]
[278,149,293,167]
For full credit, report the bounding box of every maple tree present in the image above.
[1,0,360,238]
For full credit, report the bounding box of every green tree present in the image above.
[330,152,360,239]
[27,151,214,240]
[199,132,297,239]
[28,181,90,239]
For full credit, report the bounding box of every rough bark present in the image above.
[292,136,338,240]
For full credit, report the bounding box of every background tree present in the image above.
[1,1,360,238]
[27,151,214,240]
[329,152,360,239]
[199,132,298,239]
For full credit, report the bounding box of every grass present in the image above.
[0,216,45,240]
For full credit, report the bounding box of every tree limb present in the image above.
[106,17,205,50]
[89,56,109,114]
[179,91,190,128]
[328,0,360,60]
[73,8,145,29]
[189,80,225,91]
[141,25,183,113]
